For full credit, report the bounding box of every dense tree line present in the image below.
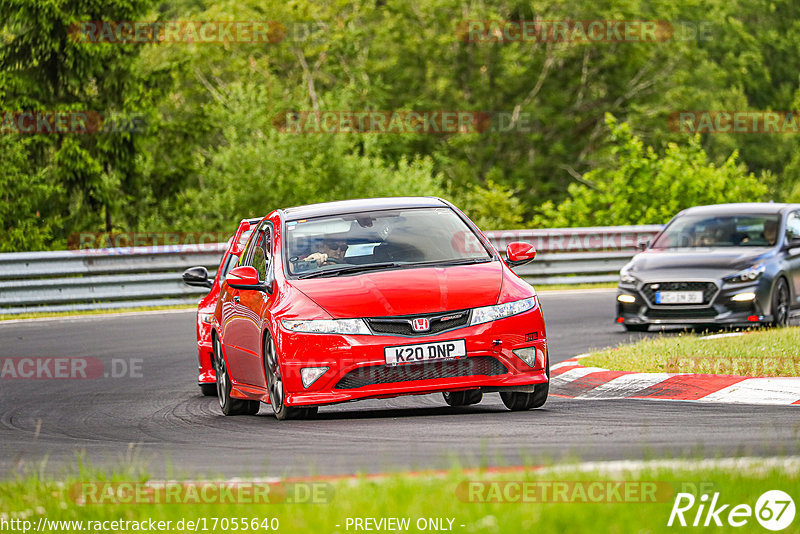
[1,0,799,251]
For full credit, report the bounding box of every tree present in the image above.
[534,114,770,227]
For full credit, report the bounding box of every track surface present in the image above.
[1,289,798,477]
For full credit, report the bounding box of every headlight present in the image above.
[724,264,765,284]
[281,318,372,335]
[619,271,638,285]
[469,297,537,326]
[199,313,214,324]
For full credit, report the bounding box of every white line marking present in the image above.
[577,373,672,399]
[699,378,800,405]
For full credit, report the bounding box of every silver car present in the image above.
[616,203,800,331]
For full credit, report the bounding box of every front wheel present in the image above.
[443,389,483,406]
[770,278,790,327]
[214,338,260,415]
[501,353,549,411]
[264,333,316,420]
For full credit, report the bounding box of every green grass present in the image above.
[535,282,617,291]
[0,305,194,321]
[581,327,800,376]
[1,462,798,533]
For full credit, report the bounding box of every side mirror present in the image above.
[182,266,212,289]
[226,266,270,292]
[637,238,651,252]
[505,241,536,267]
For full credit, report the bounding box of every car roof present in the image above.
[678,203,800,217]
[281,197,449,221]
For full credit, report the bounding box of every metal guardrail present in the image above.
[0,225,663,314]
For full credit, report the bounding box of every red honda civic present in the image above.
[213,197,549,419]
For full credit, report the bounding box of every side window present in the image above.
[240,223,272,282]
[787,212,800,241]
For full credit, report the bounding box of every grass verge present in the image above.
[581,327,800,376]
[0,305,194,322]
[1,462,797,533]
[535,282,617,291]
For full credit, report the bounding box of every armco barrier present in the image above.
[0,225,662,315]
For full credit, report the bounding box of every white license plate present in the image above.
[384,339,467,366]
[655,291,703,304]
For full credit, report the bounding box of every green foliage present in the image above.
[3,0,800,251]
[0,137,62,251]
[535,115,770,227]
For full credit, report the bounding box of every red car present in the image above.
[213,197,549,419]
[182,218,259,395]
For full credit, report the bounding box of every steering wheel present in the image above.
[323,258,346,265]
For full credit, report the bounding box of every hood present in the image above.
[627,247,773,279]
[289,262,504,318]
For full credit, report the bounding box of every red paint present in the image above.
[632,374,749,400]
[193,219,257,387]
[214,202,548,408]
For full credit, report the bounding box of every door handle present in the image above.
[233,296,240,303]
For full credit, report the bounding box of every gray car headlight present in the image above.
[723,264,765,284]
[469,297,537,326]
[282,319,372,335]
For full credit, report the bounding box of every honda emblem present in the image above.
[412,318,430,332]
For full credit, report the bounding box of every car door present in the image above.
[235,222,275,387]
[219,226,262,382]
[783,210,800,307]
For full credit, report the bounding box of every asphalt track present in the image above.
[1,289,798,478]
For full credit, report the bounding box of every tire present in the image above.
[770,277,790,327]
[199,383,217,396]
[264,333,315,420]
[624,324,649,332]
[500,352,549,411]
[214,338,260,416]
[442,389,483,406]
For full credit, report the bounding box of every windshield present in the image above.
[651,214,780,249]
[284,207,492,276]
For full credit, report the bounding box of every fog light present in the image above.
[731,292,756,302]
[513,346,545,369]
[748,315,759,322]
[300,367,328,388]
[617,294,636,303]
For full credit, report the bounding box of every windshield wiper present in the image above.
[404,258,493,268]
[297,262,402,279]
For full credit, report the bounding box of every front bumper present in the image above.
[269,308,548,407]
[616,278,773,328]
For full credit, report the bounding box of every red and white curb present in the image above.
[551,355,800,405]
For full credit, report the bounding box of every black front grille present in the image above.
[645,308,718,319]
[366,310,470,336]
[640,281,717,305]
[334,356,507,389]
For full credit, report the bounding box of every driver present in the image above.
[303,238,348,266]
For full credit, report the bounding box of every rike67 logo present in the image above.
[668,490,795,530]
